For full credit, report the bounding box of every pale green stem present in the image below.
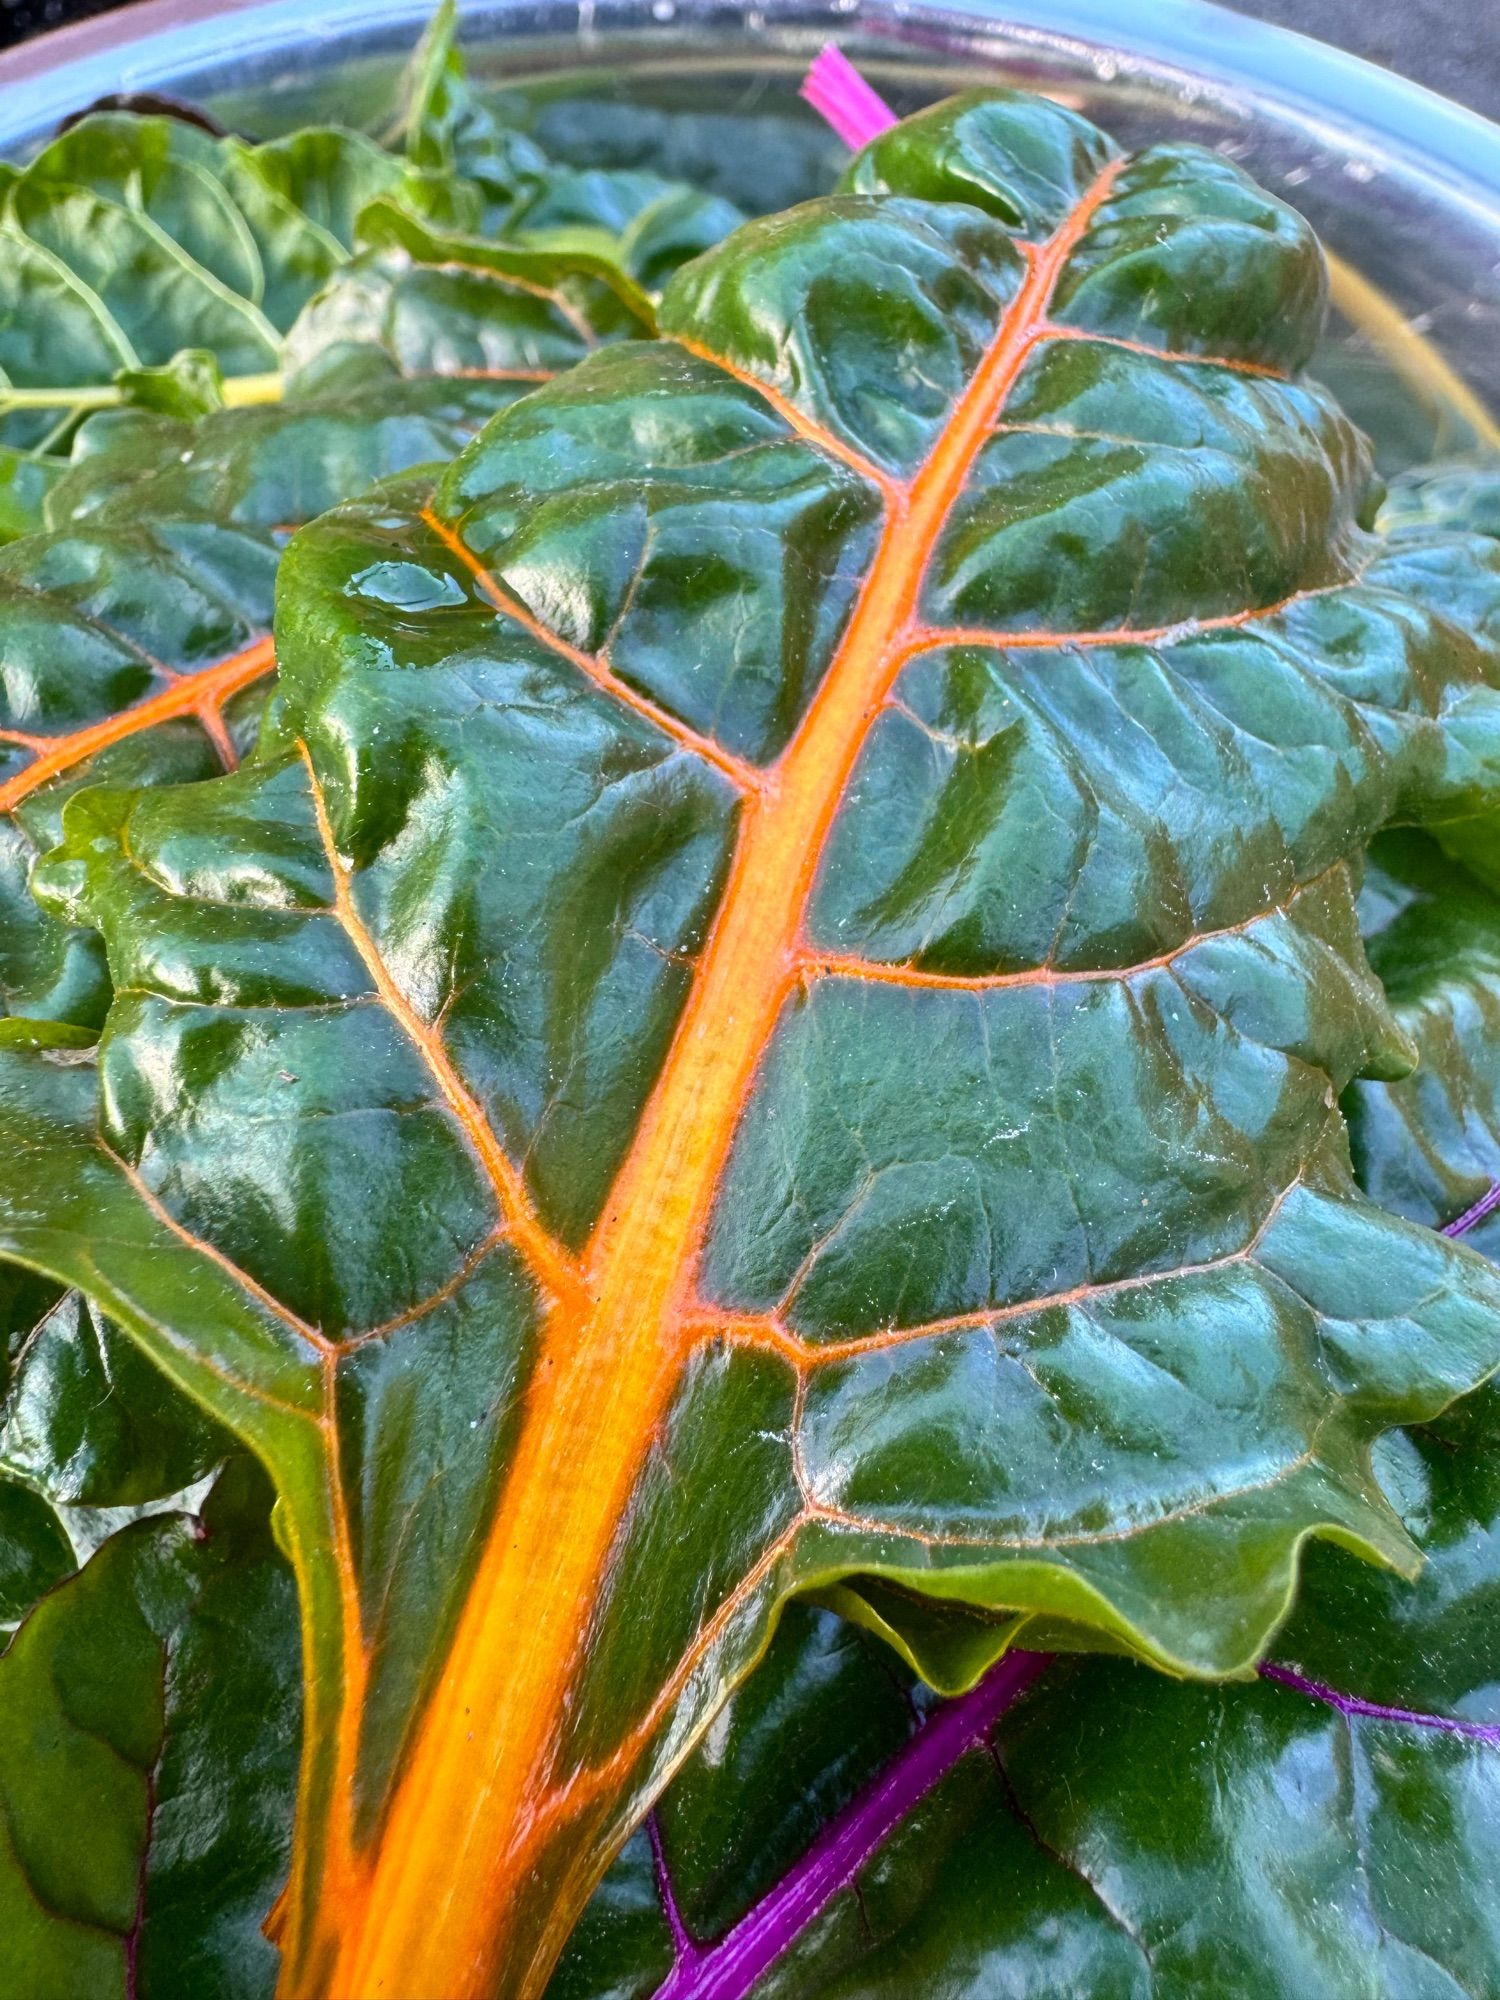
[0,369,286,416]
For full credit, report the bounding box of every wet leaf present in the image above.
[6,90,1500,2000]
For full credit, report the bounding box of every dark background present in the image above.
[1,0,1498,125]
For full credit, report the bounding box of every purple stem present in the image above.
[1442,1179,1500,1238]
[799,45,899,152]
[1260,1662,1500,1743]
[654,1649,1052,2000]
[653,78,1498,2000]
[649,1811,706,1973]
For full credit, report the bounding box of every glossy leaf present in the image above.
[0,448,62,545]
[1346,830,1500,1261]
[11,88,1500,2000]
[391,0,744,281]
[0,112,367,448]
[1379,454,1500,540]
[0,214,646,1030]
[557,1383,1500,2000]
[2,1276,222,1515]
[0,511,278,1026]
[0,1460,300,2000]
[0,1476,74,1625]
[0,73,696,514]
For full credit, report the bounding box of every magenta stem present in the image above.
[799,44,899,152]
[660,74,1499,1984]
[647,1647,1496,2000]
[1442,1179,1500,1238]
[654,1649,1052,2000]
[1260,1662,1500,1743]
[649,1811,706,1972]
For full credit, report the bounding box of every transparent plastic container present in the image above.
[1,0,1498,471]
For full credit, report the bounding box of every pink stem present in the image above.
[1442,1179,1500,1238]
[799,44,899,152]
[654,1650,1052,2000]
[1260,1662,1500,1743]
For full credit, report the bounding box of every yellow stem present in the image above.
[0,369,286,416]
[221,370,288,408]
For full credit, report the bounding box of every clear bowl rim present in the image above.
[1,0,1498,228]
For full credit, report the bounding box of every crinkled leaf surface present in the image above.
[0,213,645,1031]
[557,1381,1500,2000]
[8,90,1500,2000]
[1,1252,223,1525]
[0,58,693,538]
[1379,454,1500,542]
[44,210,651,544]
[0,1460,300,2000]
[0,1226,226,1641]
[0,512,279,1026]
[0,112,416,446]
[1346,830,1500,1261]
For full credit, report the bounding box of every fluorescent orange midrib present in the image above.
[316,163,1125,2000]
[0,636,276,812]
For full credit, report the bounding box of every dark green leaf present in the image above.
[39,211,655,545]
[559,1386,1500,1999]
[0,203,649,1030]
[0,107,445,463]
[1347,829,1500,1259]
[0,1476,73,1624]
[1379,454,1500,540]
[117,347,230,419]
[0,447,62,545]
[388,0,741,283]
[8,82,1500,2000]
[2,1284,222,1513]
[6,89,1500,1999]
[0,510,278,1027]
[0,1459,300,2000]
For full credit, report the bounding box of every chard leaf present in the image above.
[0,447,62,544]
[5,171,281,378]
[0,1460,300,2000]
[1379,455,1500,540]
[0,57,712,480]
[390,0,743,279]
[393,0,549,204]
[43,219,647,541]
[1346,830,1500,1259]
[0,513,279,1026]
[7,90,1500,1999]
[0,1474,74,1624]
[0,222,643,1030]
[0,114,345,445]
[2,1276,222,1517]
[557,1384,1500,2000]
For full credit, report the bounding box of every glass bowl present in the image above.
[2,0,1499,471]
